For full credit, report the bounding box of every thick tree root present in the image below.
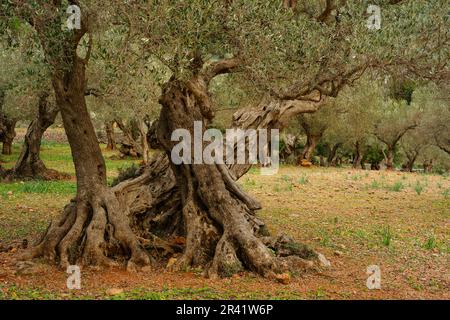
[23,187,150,270]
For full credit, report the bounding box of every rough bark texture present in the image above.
[23,31,324,276]
[105,121,117,151]
[0,90,16,156]
[297,114,326,163]
[231,96,321,176]
[385,147,395,171]
[327,143,341,167]
[108,85,326,279]
[138,119,150,164]
[150,77,317,278]
[300,134,321,162]
[0,118,16,156]
[27,49,149,270]
[116,119,143,158]
[12,93,64,180]
[423,159,433,173]
[352,142,364,169]
[402,148,420,172]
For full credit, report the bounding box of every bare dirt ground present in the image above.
[0,141,449,300]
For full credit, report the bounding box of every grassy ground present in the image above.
[0,138,449,300]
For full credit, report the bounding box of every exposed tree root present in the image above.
[24,187,150,270]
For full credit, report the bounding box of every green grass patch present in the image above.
[0,181,76,196]
[298,175,309,185]
[379,226,393,247]
[389,181,404,192]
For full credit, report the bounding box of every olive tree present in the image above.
[3,0,448,278]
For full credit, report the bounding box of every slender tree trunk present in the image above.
[327,143,340,167]
[0,90,7,155]
[105,121,116,151]
[352,142,364,169]
[138,119,149,164]
[385,147,395,170]
[1,119,16,156]
[13,93,61,179]
[300,134,320,162]
[319,155,325,166]
[423,159,433,173]
[360,155,366,170]
[403,151,418,172]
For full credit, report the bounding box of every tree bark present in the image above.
[0,89,17,156]
[150,77,317,278]
[111,85,325,277]
[423,159,433,173]
[27,53,149,269]
[385,147,395,170]
[231,96,321,176]
[327,143,341,167]
[300,134,321,162]
[105,121,116,151]
[116,119,143,158]
[297,113,326,164]
[138,119,149,164]
[1,119,16,156]
[352,142,364,169]
[402,149,419,172]
[12,93,62,179]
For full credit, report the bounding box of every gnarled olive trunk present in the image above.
[28,58,149,269]
[113,84,324,278]
[13,94,61,179]
[116,119,143,158]
[151,78,317,278]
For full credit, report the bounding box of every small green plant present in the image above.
[389,181,404,192]
[380,226,392,246]
[281,175,291,182]
[298,175,309,185]
[370,180,380,189]
[423,235,437,250]
[443,188,450,198]
[318,231,332,247]
[245,178,256,187]
[414,181,424,195]
[249,166,258,174]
